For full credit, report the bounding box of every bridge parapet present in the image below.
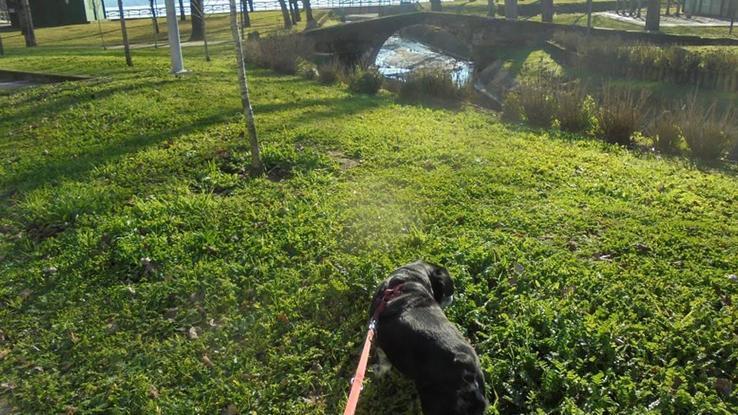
[303,12,738,66]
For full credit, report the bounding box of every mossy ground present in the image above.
[1,11,738,415]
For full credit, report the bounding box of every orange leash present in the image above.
[342,321,377,415]
[342,284,404,415]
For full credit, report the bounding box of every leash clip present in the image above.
[368,319,377,331]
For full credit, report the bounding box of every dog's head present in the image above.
[407,261,455,307]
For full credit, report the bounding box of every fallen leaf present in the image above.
[0,349,9,360]
[202,354,213,368]
[148,385,160,399]
[222,404,239,415]
[188,327,199,340]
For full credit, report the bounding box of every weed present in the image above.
[398,68,468,103]
[296,57,318,80]
[317,60,342,85]
[553,84,594,134]
[348,67,383,95]
[502,90,524,123]
[648,109,683,154]
[680,98,736,160]
[597,86,649,146]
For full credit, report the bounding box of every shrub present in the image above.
[554,86,594,133]
[679,99,735,161]
[596,86,649,146]
[348,67,383,95]
[517,81,556,128]
[501,90,523,123]
[648,109,682,154]
[296,58,318,80]
[244,35,313,75]
[729,140,738,161]
[317,61,342,85]
[399,68,468,103]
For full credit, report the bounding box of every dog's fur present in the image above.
[369,261,488,415]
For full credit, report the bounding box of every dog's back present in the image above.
[370,262,488,415]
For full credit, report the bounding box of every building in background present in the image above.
[8,0,105,28]
[0,0,9,24]
[684,0,737,18]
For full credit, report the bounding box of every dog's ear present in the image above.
[426,263,454,304]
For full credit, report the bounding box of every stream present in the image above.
[375,34,474,85]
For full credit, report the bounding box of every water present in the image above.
[375,35,474,85]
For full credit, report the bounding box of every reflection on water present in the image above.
[375,35,474,85]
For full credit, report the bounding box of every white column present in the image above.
[164,0,186,74]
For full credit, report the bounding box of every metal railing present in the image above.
[105,0,402,19]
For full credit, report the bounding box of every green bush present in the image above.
[348,67,383,95]
[596,86,649,146]
[244,35,314,75]
[398,68,468,103]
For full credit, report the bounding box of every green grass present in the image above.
[1,13,738,415]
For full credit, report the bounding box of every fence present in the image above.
[104,0,403,19]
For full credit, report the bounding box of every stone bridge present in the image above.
[303,12,738,66]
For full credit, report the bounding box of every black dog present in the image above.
[369,261,488,415]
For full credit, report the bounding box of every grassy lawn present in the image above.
[2,12,738,415]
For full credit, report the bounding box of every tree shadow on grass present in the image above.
[1,111,234,198]
[2,76,176,122]
[255,93,388,123]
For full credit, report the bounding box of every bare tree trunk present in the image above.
[117,0,132,66]
[240,0,251,32]
[430,0,443,11]
[288,0,298,24]
[278,0,293,29]
[666,0,672,15]
[303,0,316,27]
[488,0,496,16]
[150,0,160,33]
[731,0,735,33]
[587,0,593,29]
[505,0,518,19]
[179,0,186,20]
[248,0,254,12]
[646,0,660,31]
[290,0,302,24]
[150,0,159,48]
[0,31,4,56]
[190,0,205,41]
[542,0,554,22]
[227,0,264,176]
[202,6,210,61]
[19,0,36,47]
